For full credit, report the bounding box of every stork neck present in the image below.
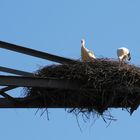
[81,44,85,48]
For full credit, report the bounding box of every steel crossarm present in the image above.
[0,66,33,76]
[0,75,82,90]
[0,41,77,64]
[0,66,34,92]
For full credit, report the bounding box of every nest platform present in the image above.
[25,58,140,115]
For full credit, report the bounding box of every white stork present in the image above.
[81,39,96,62]
[117,47,131,62]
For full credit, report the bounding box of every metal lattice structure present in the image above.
[0,41,79,108]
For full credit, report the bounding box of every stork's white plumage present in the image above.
[117,47,131,62]
[81,39,96,62]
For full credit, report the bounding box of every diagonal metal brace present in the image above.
[0,66,34,93]
[0,66,33,76]
[0,41,77,64]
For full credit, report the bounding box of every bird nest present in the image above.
[25,58,140,117]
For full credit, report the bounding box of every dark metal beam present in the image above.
[0,66,33,76]
[0,97,132,108]
[0,41,77,64]
[0,75,82,90]
[0,66,34,92]
[0,87,138,109]
[0,90,15,100]
[0,86,17,92]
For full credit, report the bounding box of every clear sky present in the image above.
[0,0,140,139]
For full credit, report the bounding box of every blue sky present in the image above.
[0,0,140,139]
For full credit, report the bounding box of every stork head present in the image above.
[81,39,85,47]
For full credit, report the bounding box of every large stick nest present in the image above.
[25,58,140,115]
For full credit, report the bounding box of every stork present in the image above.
[117,47,131,62]
[81,39,96,62]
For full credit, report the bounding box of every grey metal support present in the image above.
[0,96,133,108]
[0,86,17,92]
[0,41,77,64]
[0,90,15,100]
[0,75,82,90]
[0,66,33,76]
[0,66,34,92]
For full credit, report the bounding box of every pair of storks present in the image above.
[81,39,131,62]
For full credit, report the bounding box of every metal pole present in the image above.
[0,97,133,108]
[0,75,82,90]
[0,41,77,64]
[0,86,17,92]
[0,66,34,92]
[0,66,33,76]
